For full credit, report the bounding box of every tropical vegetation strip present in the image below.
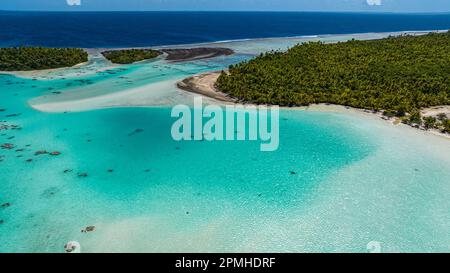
[101,49,161,64]
[0,47,88,71]
[216,32,450,133]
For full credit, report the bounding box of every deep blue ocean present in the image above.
[0,11,450,47]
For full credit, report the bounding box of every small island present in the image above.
[101,49,162,64]
[101,47,234,64]
[0,47,88,71]
[215,31,450,133]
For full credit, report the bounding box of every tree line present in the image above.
[0,47,88,71]
[101,49,161,64]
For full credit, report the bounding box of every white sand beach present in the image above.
[29,80,185,112]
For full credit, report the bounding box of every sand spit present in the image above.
[177,72,235,103]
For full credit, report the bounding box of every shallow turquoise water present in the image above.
[1,36,450,253]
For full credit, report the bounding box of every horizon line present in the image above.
[1,10,450,14]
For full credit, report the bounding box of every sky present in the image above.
[0,0,449,13]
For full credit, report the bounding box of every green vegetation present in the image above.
[423,116,437,130]
[217,32,450,113]
[442,119,450,134]
[407,110,423,126]
[399,111,450,132]
[0,47,88,71]
[102,49,161,64]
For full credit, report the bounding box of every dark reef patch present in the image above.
[162,47,234,62]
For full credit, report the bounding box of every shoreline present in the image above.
[0,47,235,78]
[0,61,90,78]
[177,72,450,140]
[28,69,450,141]
[100,47,235,64]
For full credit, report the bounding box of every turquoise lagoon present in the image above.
[0,33,449,253]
